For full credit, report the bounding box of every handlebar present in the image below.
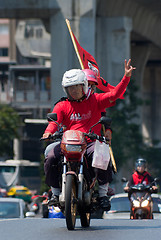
[40,131,63,141]
[125,184,158,194]
[41,130,109,144]
[84,132,109,143]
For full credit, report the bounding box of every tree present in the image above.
[0,104,22,158]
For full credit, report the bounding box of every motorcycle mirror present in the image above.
[89,116,112,133]
[154,177,160,183]
[121,177,127,183]
[47,113,60,130]
[99,116,112,128]
[47,113,57,122]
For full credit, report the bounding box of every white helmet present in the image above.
[62,69,88,97]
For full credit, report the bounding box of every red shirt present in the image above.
[130,171,153,186]
[44,75,130,139]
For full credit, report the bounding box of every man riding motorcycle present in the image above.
[42,59,135,211]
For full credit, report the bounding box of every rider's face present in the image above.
[137,166,145,173]
[88,81,96,94]
[67,84,84,100]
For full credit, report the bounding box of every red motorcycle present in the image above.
[42,113,111,230]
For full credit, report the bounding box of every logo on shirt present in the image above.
[70,113,81,121]
[70,111,91,121]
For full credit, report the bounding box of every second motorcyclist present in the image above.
[124,158,158,193]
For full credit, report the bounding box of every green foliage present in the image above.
[144,147,161,176]
[0,104,21,157]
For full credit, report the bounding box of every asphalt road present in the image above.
[0,218,161,240]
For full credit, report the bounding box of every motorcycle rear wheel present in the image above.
[79,179,91,227]
[80,210,91,227]
[65,174,77,230]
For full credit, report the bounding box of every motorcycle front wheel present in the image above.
[65,174,77,230]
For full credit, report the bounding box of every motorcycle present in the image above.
[30,195,40,214]
[122,177,159,219]
[42,112,112,230]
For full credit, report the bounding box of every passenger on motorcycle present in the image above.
[82,68,113,145]
[42,59,135,211]
[83,68,114,189]
[124,158,158,192]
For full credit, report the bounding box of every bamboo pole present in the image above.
[65,19,84,69]
[102,125,117,173]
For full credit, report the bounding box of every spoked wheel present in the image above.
[65,174,77,230]
[80,210,91,227]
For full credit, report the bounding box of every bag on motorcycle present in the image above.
[92,140,110,170]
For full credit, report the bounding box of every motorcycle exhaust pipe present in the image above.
[78,173,83,201]
[78,160,84,201]
[59,173,66,206]
[59,158,67,206]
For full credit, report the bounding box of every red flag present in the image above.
[97,77,125,99]
[72,33,125,99]
[73,33,99,74]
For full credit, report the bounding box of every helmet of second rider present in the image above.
[135,158,147,172]
[62,69,88,100]
[82,69,98,85]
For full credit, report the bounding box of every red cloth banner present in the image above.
[72,32,125,99]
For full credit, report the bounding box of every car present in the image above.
[0,197,28,219]
[7,185,32,203]
[103,193,161,219]
[0,188,7,197]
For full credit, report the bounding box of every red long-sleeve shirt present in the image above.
[44,75,130,138]
[128,171,154,186]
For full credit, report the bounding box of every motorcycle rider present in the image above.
[124,158,158,193]
[44,69,112,156]
[42,59,135,211]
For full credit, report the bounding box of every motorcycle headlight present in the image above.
[133,200,140,207]
[141,200,149,207]
[66,144,82,152]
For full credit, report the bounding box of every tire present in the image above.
[65,174,77,230]
[42,204,49,218]
[80,210,91,227]
[79,176,91,227]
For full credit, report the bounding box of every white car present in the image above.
[0,197,28,219]
[103,193,161,219]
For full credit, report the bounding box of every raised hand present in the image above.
[125,59,136,77]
